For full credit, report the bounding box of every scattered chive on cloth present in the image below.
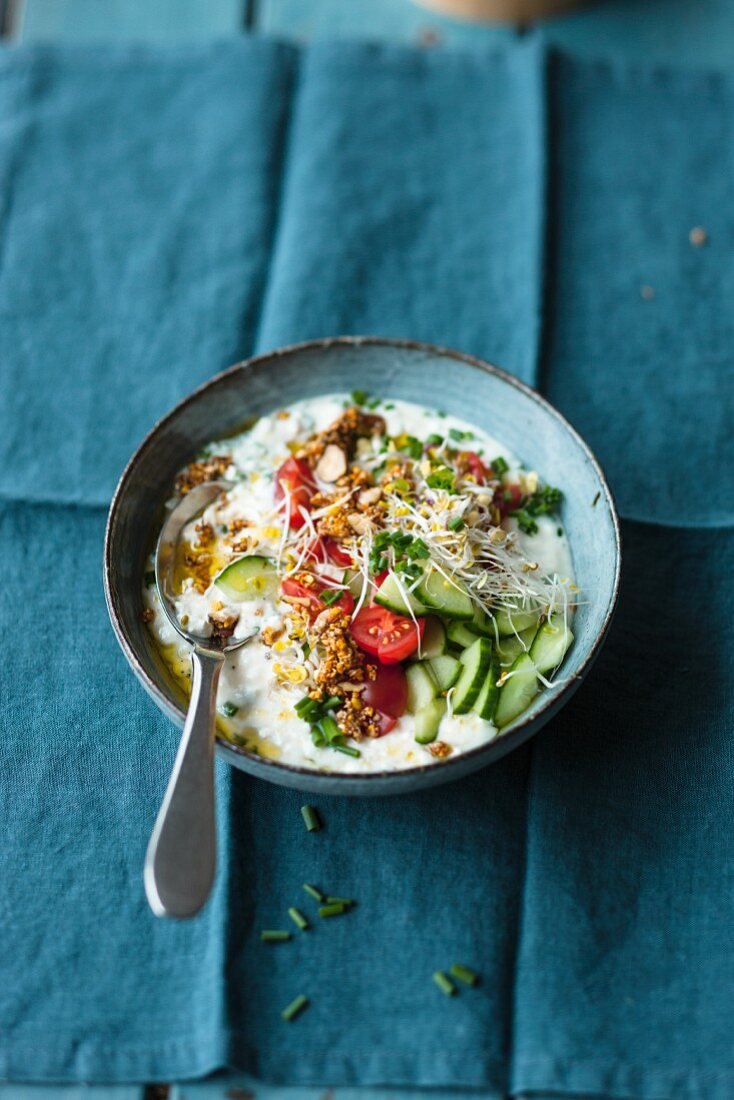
[0,38,732,1098]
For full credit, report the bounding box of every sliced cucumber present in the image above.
[416,568,474,621]
[494,604,542,637]
[420,616,448,659]
[214,555,278,601]
[446,621,479,648]
[452,637,492,714]
[473,655,500,721]
[530,615,574,674]
[414,697,447,744]
[428,654,462,692]
[406,662,438,713]
[343,569,365,599]
[494,653,539,728]
[496,625,538,668]
[471,604,494,637]
[374,572,428,617]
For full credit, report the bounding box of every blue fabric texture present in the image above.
[0,38,732,1098]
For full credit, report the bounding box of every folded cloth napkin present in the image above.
[0,38,732,1099]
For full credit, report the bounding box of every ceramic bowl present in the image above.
[104,337,621,795]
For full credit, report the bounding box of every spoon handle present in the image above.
[144,647,224,919]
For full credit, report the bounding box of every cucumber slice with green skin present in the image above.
[374,572,428,617]
[494,605,542,636]
[447,621,480,648]
[452,637,492,714]
[343,569,365,599]
[428,654,462,692]
[214,555,278,601]
[473,655,500,721]
[420,616,447,659]
[494,653,539,728]
[406,662,438,713]
[414,697,447,744]
[496,625,538,668]
[416,568,474,621]
[471,605,494,637]
[530,616,574,674]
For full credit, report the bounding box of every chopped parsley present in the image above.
[449,427,474,442]
[511,485,563,535]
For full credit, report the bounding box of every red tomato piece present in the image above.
[462,451,488,485]
[302,538,329,565]
[373,710,397,736]
[274,457,315,529]
[350,605,426,664]
[280,576,354,620]
[322,537,353,567]
[362,661,407,718]
[280,576,325,617]
[494,482,524,519]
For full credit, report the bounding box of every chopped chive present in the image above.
[326,896,354,907]
[260,930,291,942]
[437,410,447,418]
[319,902,347,918]
[288,907,309,931]
[295,696,319,718]
[433,971,456,996]
[447,516,465,532]
[144,570,156,587]
[557,526,563,537]
[592,490,601,507]
[303,883,326,902]
[301,804,321,833]
[491,455,509,476]
[450,963,479,986]
[318,715,342,745]
[383,402,395,410]
[366,397,382,409]
[221,700,239,718]
[310,725,326,747]
[321,588,343,606]
[220,524,229,533]
[281,994,309,1022]
[332,742,361,758]
[351,389,368,406]
[426,432,443,446]
[323,695,342,710]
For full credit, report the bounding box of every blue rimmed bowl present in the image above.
[104,337,621,796]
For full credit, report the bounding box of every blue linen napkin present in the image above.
[0,38,733,1099]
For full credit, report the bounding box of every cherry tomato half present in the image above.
[322,537,354,568]
[281,576,354,620]
[350,604,426,664]
[362,661,407,718]
[274,457,315,529]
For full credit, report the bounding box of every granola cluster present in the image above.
[175,454,231,495]
[296,406,385,467]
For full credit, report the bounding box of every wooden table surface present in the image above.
[0,0,732,1096]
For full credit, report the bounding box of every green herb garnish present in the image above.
[303,883,326,902]
[351,389,368,406]
[261,930,292,943]
[221,701,239,718]
[491,455,509,476]
[144,570,156,587]
[433,971,456,996]
[426,467,456,492]
[288,907,310,931]
[300,804,321,832]
[450,963,479,986]
[282,994,309,1022]
[447,515,465,532]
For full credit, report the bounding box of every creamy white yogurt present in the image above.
[144,395,574,773]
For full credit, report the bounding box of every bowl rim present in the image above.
[104,335,622,785]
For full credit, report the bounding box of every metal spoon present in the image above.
[145,480,253,919]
